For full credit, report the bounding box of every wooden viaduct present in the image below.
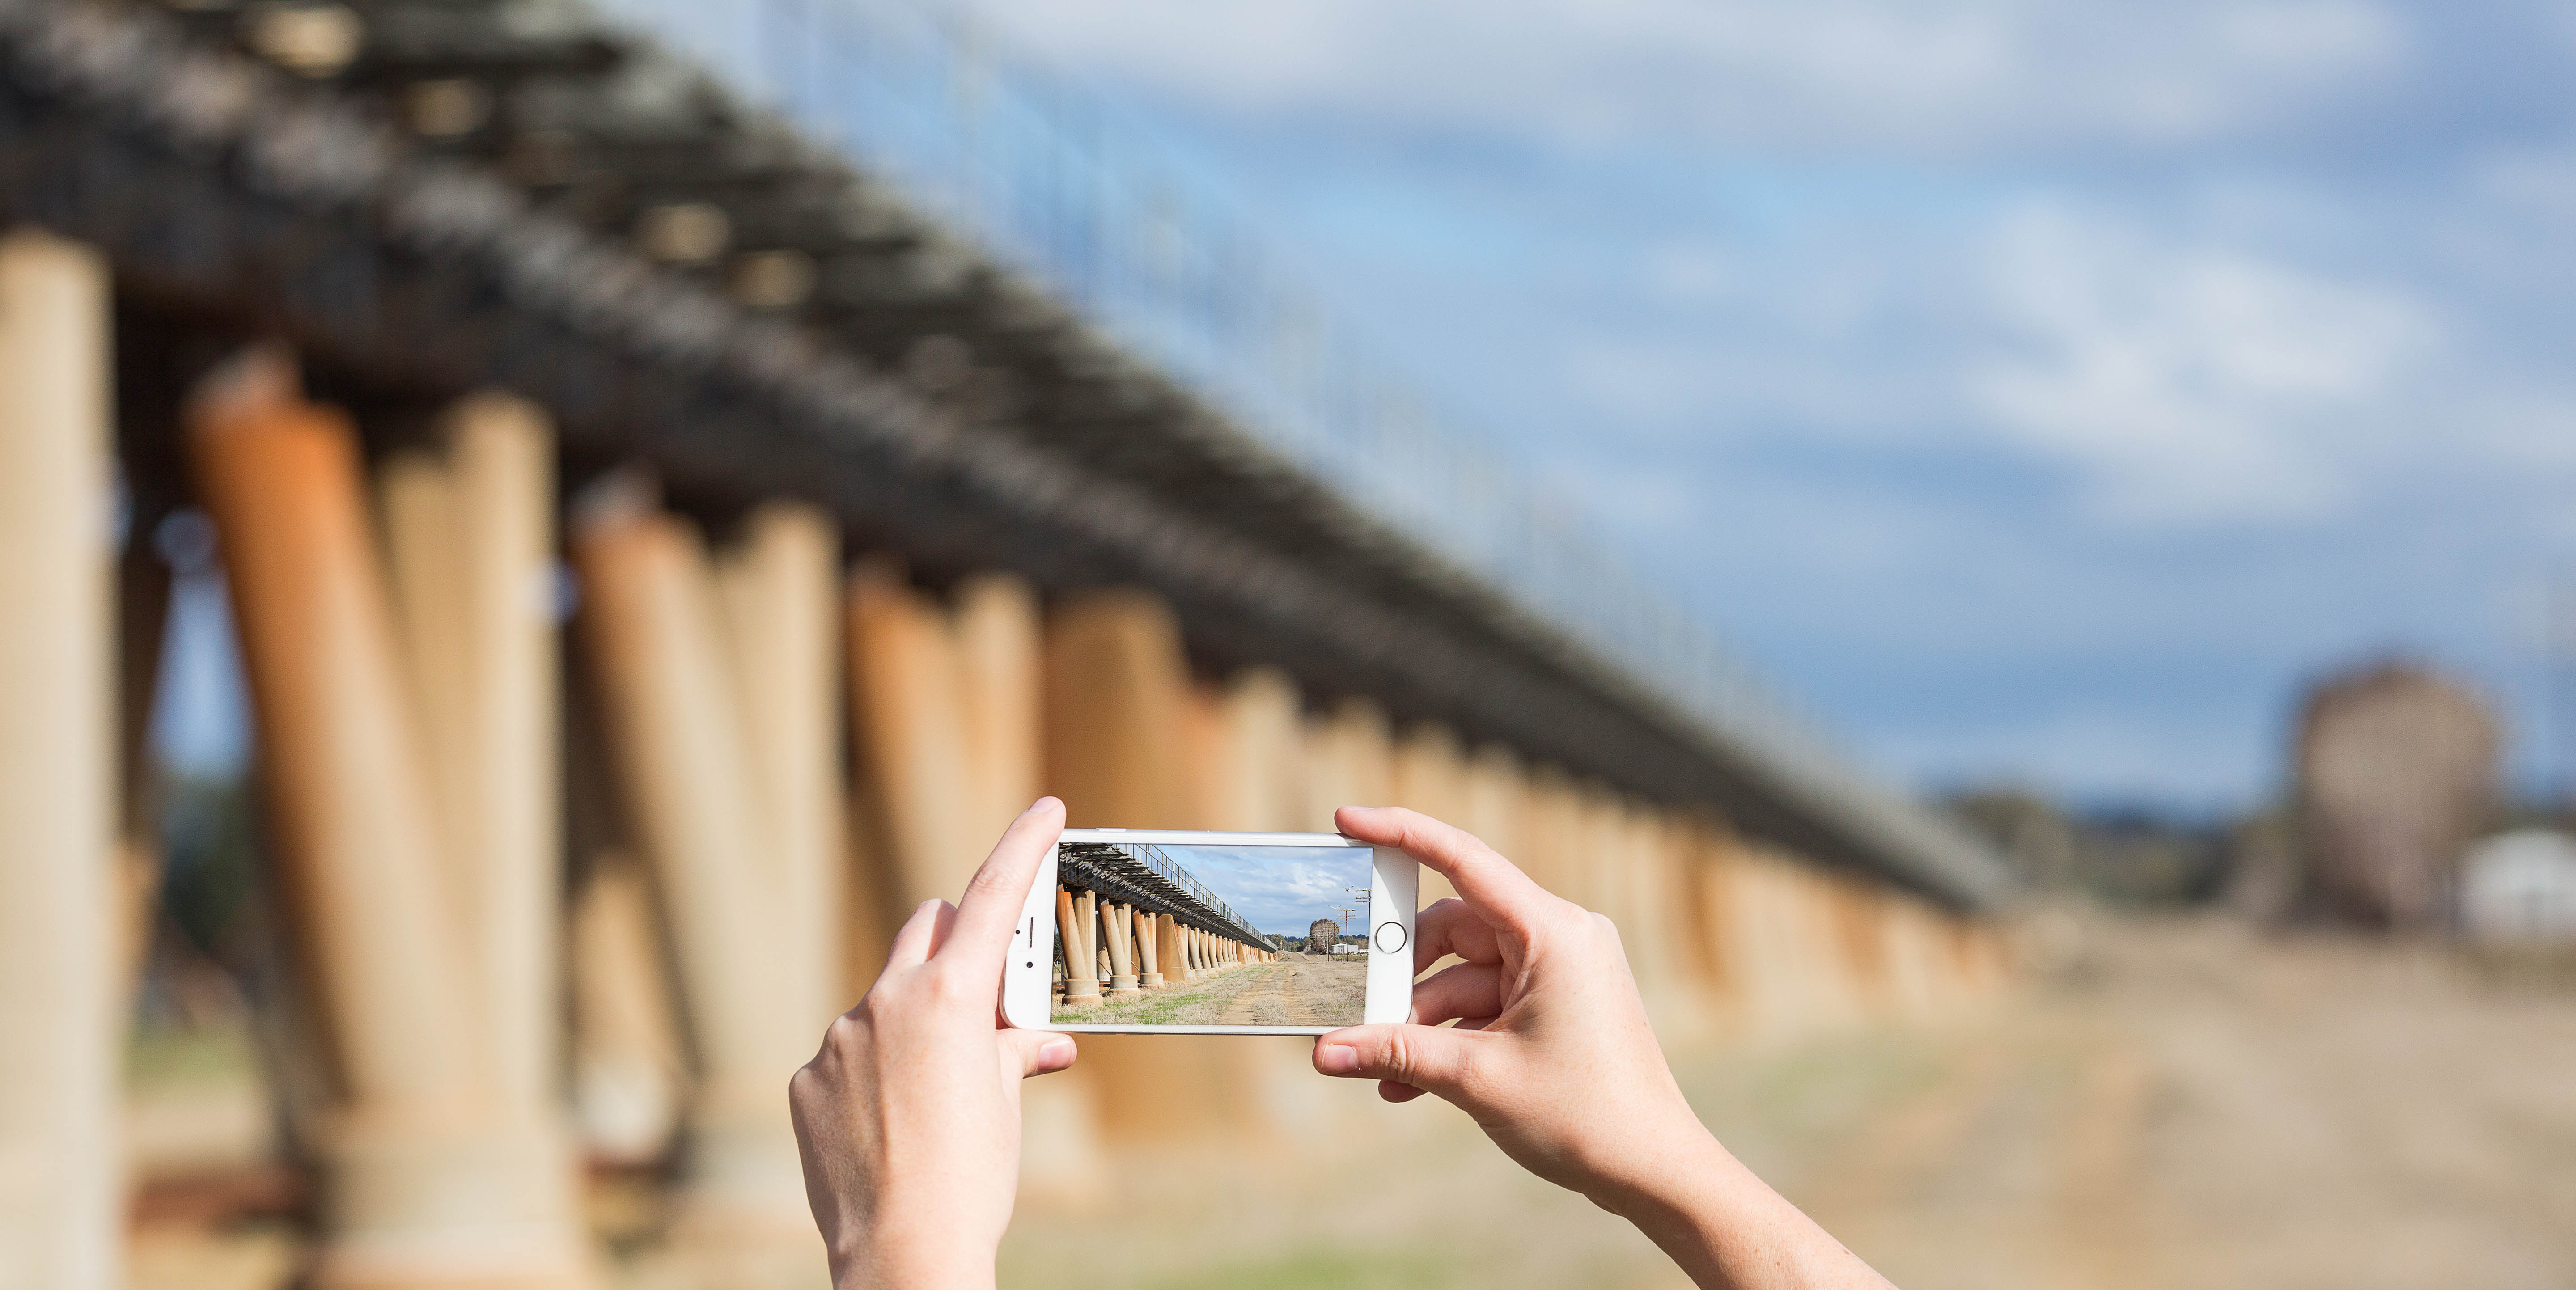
[1054,842,1282,1008]
[0,0,2018,1286]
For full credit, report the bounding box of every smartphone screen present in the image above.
[1048,837,1381,1028]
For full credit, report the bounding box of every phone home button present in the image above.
[1373,921,1406,953]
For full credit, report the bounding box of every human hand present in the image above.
[789,797,1076,1290]
[1314,806,1890,1290]
[1313,805,1708,1205]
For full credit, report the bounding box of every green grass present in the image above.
[125,1019,263,1087]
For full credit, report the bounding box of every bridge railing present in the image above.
[585,0,1993,894]
[1120,843,1270,947]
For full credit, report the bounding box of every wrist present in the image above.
[831,1217,1000,1290]
[1583,1121,1735,1222]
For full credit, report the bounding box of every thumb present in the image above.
[1000,1029,1079,1080]
[1313,1024,1483,1098]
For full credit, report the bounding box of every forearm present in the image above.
[1603,1136,1892,1290]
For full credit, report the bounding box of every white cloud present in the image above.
[962,0,2407,155]
[1967,203,2437,525]
[1165,845,1372,934]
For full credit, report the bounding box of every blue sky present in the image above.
[1142,845,1374,939]
[955,0,2576,812]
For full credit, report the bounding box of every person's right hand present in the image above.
[1315,806,1892,1290]
[1313,805,1710,1205]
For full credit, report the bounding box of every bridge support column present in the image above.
[1104,898,1140,998]
[192,351,592,1288]
[1045,591,1263,1140]
[0,229,119,1290]
[376,390,597,1283]
[573,497,817,1282]
[570,854,687,1163]
[1394,723,1469,908]
[1135,907,1165,988]
[845,562,977,963]
[1306,696,1392,829]
[1517,767,1577,901]
[1057,888,1100,1008]
[955,573,1042,838]
[1203,668,1306,831]
[1083,890,1113,989]
[1155,914,1185,988]
[719,503,845,1030]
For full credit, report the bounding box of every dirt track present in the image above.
[1768,914,2576,1290]
[1053,953,1367,1027]
[1004,914,2576,1290]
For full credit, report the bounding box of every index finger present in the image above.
[941,796,1067,966]
[1333,806,1564,934]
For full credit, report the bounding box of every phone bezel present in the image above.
[1000,829,1416,1036]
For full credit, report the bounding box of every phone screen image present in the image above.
[1051,840,1377,1028]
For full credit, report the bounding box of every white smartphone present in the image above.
[1000,829,1418,1036]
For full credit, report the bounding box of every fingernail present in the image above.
[1038,1038,1076,1068]
[1316,1043,1361,1075]
[1021,796,1061,819]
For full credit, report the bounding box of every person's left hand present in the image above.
[790,796,1077,1290]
